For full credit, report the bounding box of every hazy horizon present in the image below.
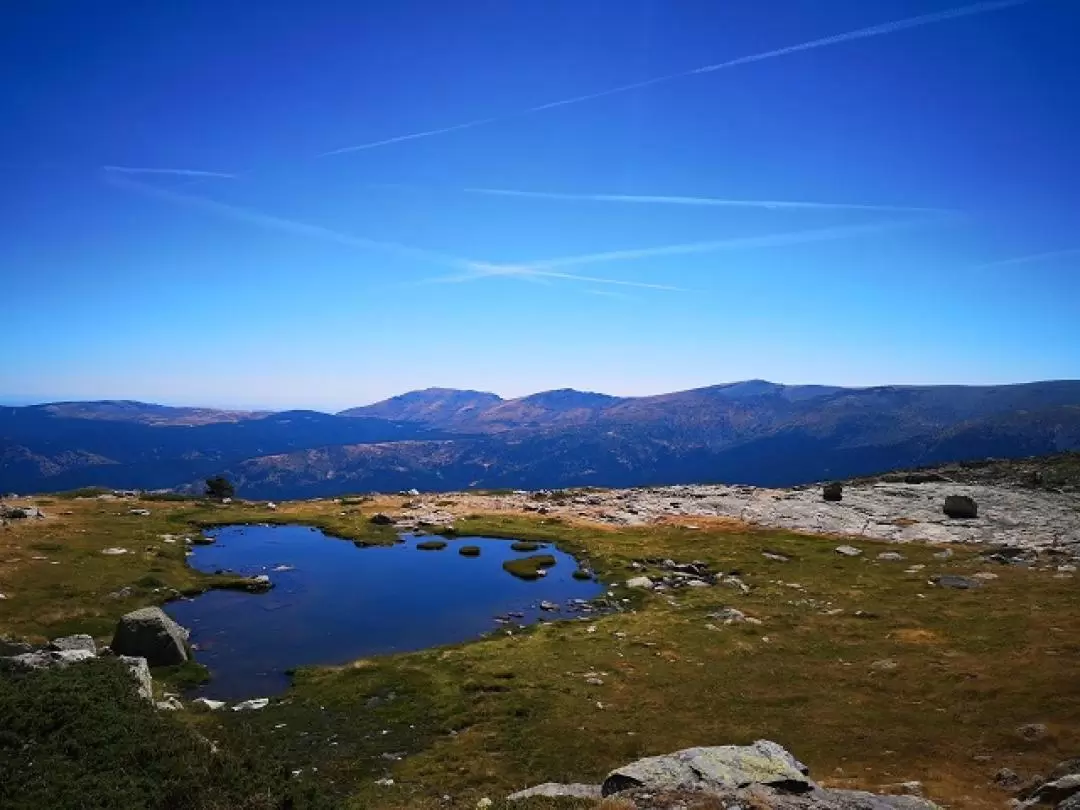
[4,1,1078,410]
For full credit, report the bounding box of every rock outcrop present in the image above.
[508,741,943,810]
[111,606,189,666]
[943,495,978,519]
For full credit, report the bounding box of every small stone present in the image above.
[585,677,604,686]
[191,697,226,712]
[539,600,559,612]
[507,783,602,801]
[232,698,270,711]
[128,508,151,516]
[374,778,395,787]
[48,634,96,654]
[933,548,954,560]
[835,545,863,557]
[995,768,1022,789]
[475,799,492,809]
[932,574,982,589]
[1017,723,1048,742]
[155,696,183,711]
[877,552,904,562]
[625,576,654,589]
[871,659,899,671]
[101,547,129,555]
[973,572,999,581]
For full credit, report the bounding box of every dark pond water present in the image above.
[166,524,603,699]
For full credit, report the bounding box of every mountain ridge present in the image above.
[4,379,1080,497]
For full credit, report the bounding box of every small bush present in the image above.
[502,554,557,580]
[0,659,330,809]
[459,545,481,557]
[417,540,448,551]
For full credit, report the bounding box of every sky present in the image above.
[2,0,1078,411]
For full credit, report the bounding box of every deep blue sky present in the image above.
[2,0,1078,410]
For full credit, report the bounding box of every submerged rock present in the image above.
[111,606,189,666]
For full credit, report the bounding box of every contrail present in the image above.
[508,219,923,272]
[104,174,477,270]
[974,247,1080,269]
[464,187,956,216]
[427,262,688,291]
[318,0,1030,156]
[103,165,237,179]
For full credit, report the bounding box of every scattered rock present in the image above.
[232,698,270,712]
[931,575,981,590]
[835,545,863,557]
[943,495,978,519]
[1017,723,1049,742]
[870,659,899,671]
[48,634,96,654]
[1028,774,1080,805]
[1050,760,1080,782]
[120,656,153,700]
[0,637,35,656]
[111,606,190,666]
[626,576,654,589]
[601,739,813,796]
[101,547,129,555]
[585,676,604,686]
[972,571,999,581]
[763,551,792,562]
[539,600,560,612]
[823,483,843,502]
[266,502,277,510]
[995,768,1023,790]
[877,552,904,562]
[155,696,184,711]
[191,697,226,712]
[507,783,602,801]
[0,505,44,519]
[128,508,151,516]
[933,548,954,560]
[3,649,96,671]
[374,778,395,787]
[369,513,394,525]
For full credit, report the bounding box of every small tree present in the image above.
[204,476,235,500]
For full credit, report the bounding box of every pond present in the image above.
[166,524,604,699]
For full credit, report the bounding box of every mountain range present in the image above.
[3,380,1080,498]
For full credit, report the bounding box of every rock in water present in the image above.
[943,495,977,519]
[111,606,189,666]
[601,740,812,796]
[823,483,843,502]
[507,783,602,801]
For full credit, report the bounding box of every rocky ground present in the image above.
[395,480,1079,558]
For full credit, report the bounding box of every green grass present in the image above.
[501,554,557,580]
[459,545,481,557]
[572,569,593,580]
[3,494,1079,809]
[416,540,448,551]
[0,659,332,810]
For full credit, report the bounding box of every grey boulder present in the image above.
[111,607,189,666]
[932,575,981,590]
[602,740,813,797]
[49,634,97,654]
[943,495,977,519]
[615,785,938,810]
[2,649,96,671]
[120,656,153,700]
[507,783,601,801]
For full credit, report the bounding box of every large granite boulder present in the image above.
[943,495,977,519]
[111,607,189,666]
[120,656,153,700]
[602,740,813,796]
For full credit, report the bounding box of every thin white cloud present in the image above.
[423,220,921,291]
[509,220,921,272]
[464,187,956,216]
[974,248,1080,269]
[103,165,237,179]
[317,0,1030,156]
[105,174,476,270]
[585,289,633,300]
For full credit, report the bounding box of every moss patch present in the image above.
[502,554,557,580]
[459,545,481,557]
[510,540,543,552]
[416,540,448,551]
